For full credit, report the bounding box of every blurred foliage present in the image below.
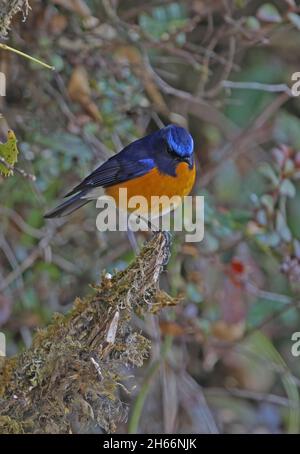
[0,130,18,177]
[1,0,300,434]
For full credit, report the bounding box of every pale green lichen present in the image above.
[0,233,175,434]
[0,0,29,37]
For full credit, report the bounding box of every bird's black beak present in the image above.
[182,155,194,168]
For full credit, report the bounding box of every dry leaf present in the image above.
[159,320,186,337]
[115,45,169,116]
[180,244,199,257]
[68,66,102,122]
[49,14,68,34]
[52,0,91,17]
[211,320,245,342]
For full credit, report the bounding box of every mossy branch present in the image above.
[0,0,29,38]
[0,232,176,434]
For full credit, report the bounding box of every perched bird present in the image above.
[44,124,196,220]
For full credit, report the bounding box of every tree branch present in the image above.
[0,232,175,434]
[0,0,29,38]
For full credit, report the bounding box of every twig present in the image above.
[245,282,292,305]
[0,44,54,71]
[0,155,36,181]
[0,231,55,291]
[0,245,40,291]
[205,36,237,98]
[244,300,300,339]
[0,207,43,238]
[205,387,295,408]
[144,56,239,140]
[177,371,219,434]
[128,335,172,434]
[222,80,292,95]
[201,92,290,187]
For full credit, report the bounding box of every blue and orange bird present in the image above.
[44,124,196,220]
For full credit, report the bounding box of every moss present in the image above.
[0,0,29,37]
[0,357,18,397]
[0,415,24,434]
[0,232,177,433]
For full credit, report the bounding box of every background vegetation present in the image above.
[1,0,300,434]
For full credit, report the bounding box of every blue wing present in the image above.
[64,138,156,197]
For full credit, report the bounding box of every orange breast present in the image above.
[105,162,196,216]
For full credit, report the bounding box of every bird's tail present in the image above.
[44,191,90,218]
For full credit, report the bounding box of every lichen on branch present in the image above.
[0,232,176,434]
[0,0,29,38]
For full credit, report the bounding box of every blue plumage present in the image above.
[44,124,194,218]
[161,124,194,157]
[138,158,155,170]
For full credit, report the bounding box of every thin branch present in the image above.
[201,92,290,187]
[0,44,54,71]
[222,80,292,95]
[0,207,43,238]
[0,155,36,181]
[205,387,295,408]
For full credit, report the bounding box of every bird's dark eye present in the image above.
[166,144,173,154]
[166,144,179,158]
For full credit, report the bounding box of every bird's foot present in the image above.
[155,230,172,266]
[136,215,172,265]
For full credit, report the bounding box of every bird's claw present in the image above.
[155,230,172,266]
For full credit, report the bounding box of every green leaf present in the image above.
[256,4,282,23]
[260,194,274,214]
[202,231,219,253]
[274,112,300,149]
[0,130,19,177]
[259,162,279,186]
[186,283,203,304]
[214,159,241,203]
[280,179,296,198]
[287,12,300,30]
[283,159,295,175]
[256,208,268,226]
[247,332,300,433]
[245,16,261,31]
[287,192,300,239]
[276,211,292,242]
[139,2,188,40]
[257,231,281,247]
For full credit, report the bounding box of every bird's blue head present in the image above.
[160,124,194,158]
